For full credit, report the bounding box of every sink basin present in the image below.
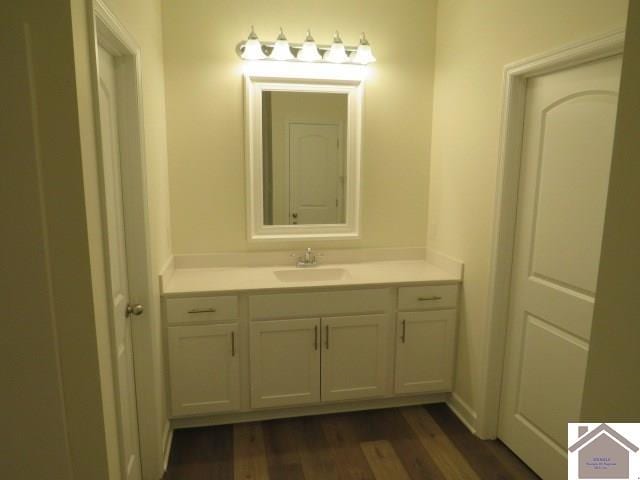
[273,267,350,283]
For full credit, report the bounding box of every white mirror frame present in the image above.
[244,64,364,241]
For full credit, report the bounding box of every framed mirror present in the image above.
[244,67,364,241]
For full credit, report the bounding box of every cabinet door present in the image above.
[168,324,239,417]
[395,310,456,394]
[250,318,320,409]
[321,314,389,402]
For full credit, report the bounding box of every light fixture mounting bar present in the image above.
[236,41,359,58]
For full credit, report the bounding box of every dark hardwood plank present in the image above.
[267,463,306,480]
[425,403,540,480]
[348,409,447,480]
[321,413,376,480]
[402,406,481,480]
[290,415,340,480]
[262,418,304,480]
[233,422,269,480]
[486,440,541,480]
[164,404,539,480]
[361,440,412,480]
[165,424,233,480]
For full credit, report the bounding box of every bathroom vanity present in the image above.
[161,253,462,428]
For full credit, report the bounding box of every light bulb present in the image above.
[297,29,321,62]
[323,31,349,63]
[350,32,376,64]
[269,27,294,60]
[241,26,266,60]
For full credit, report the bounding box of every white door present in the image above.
[321,314,389,402]
[98,46,142,480]
[289,123,341,224]
[395,310,456,394]
[499,55,621,479]
[168,324,240,416]
[249,318,320,408]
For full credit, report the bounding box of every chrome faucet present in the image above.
[295,247,318,268]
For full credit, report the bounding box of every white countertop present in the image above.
[162,260,462,296]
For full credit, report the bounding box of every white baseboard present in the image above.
[446,392,478,434]
[161,421,173,474]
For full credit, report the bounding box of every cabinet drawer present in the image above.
[249,288,390,320]
[398,284,458,311]
[166,296,238,325]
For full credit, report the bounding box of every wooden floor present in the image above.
[163,403,540,480]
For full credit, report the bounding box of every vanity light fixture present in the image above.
[269,27,294,60]
[237,28,377,65]
[350,32,377,64]
[323,31,349,63]
[297,29,322,62]
[240,26,266,60]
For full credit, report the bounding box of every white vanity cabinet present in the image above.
[395,285,458,394]
[321,314,389,402]
[168,323,240,416]
[162,267,461,424]
[165,296,241,417]
[250,318,321,409]
[248,289,392,409]
[249,313,390,409]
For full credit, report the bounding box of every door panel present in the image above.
[516,315,589,448]
[250,318,320,408]
[395,310,456,394]
[321,315,389,402]
[97,46,141,480]
[499,55,621,480]
[529,92,616,295]
[168,324,239,416]
[289,123,340,224]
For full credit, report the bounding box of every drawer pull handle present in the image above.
[231,331,235,356]
[418,296,442,302]
[401,319,406,343]
[188,308,217,314]
[314,325,318,351]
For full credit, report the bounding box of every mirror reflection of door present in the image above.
[262,91,347,226]
[289,123,341,225]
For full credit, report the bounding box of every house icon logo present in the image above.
[568,423,640,479]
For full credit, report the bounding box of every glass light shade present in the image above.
[269,27,294,60]
[241,26,266,60]
[297,30,321,62]
[323,31,349,63]
[350,33,376,64]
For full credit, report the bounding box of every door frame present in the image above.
[476,29,625,439]
[88,1,158,477]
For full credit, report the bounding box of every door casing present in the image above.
[476,29,625,440]
[89,1,164,478]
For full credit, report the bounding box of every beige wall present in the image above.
[428,0,628,423]
[582,0,640,420]
[70,0,172,478]
[162,0,437,254]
